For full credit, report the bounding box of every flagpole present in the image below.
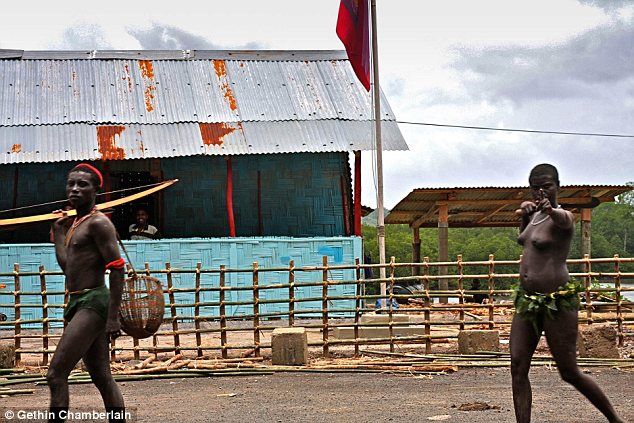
[370,0,387,308]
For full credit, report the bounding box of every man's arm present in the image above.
[92,215,125,337]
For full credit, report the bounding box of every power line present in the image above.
[395,121,634,138]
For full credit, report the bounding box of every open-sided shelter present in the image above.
[386,185,633,269]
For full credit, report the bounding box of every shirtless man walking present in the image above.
[49,163,126,422]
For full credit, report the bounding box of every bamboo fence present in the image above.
[1,254,632,367]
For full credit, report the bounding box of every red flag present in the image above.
[336,0,371,91]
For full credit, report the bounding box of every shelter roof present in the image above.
[0,49,407,163]
[385,185,633,228]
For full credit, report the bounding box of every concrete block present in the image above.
[458,330,499,354]
[0,344,15,368]
[359,313,411,325]
[271,327,308,366]
[578,324,619,359]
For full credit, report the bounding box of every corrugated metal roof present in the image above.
[0,53,395,125]
[385,185,633,227]
[1,120,406,163]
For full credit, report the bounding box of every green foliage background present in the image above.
[362,187,634,292]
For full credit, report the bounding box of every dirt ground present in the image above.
[2,367,633,422]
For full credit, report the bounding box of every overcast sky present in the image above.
[1,0,632,208]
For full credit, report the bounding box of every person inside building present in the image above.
[128,207,160,240]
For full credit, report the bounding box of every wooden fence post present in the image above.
[252,262,261,357]
[354,258,361,357]
[583,254,593,325]
[288,260,295,327]
[219,265,228,359]
[13,264,21,367]
[423,257,431,354]
[614,255,623,347]
[388,256,395,353]
[166,262,180,355]
[322,256,329,357]
[194,262,203,357]
[39,265,49,365]
[457,255,464,331]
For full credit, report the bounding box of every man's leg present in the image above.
[543,311,624,423]
[47,309,104,422]
[510,314,541,423]
[83,331,125,422]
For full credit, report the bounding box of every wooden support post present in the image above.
[412,226,421,276]
[166,262,180,355]
[457,255,464,331]
[252,262,261,357]
[388,256,395,353]
[438,202,449,304]
[288,260,295,327]
[13,264,21,367]
[39,265,49,365]
[194,262,202,357]
[219,265,228,359]
[226,156,236,237]
[583,254,593,325]
[422,257,431,354]
[614,255,623,347]
[354,258,361,357]
[322,256,329,357]
[581,208,592,258]
[354,151,362,236]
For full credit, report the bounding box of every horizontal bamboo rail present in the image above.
[0,255,632,366]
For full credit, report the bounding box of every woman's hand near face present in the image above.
[520,200,537,217]
[537,197,553,215]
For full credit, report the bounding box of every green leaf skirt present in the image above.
[512,280,583,334]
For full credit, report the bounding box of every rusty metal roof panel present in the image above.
[0,53,396,125]
[1,120,407,163]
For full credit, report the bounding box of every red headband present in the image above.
[72,163,103,188]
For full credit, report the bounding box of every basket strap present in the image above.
[116,232,138,279]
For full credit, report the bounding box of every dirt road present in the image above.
[2,367,632,422]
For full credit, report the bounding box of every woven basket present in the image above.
[119,275,165,339]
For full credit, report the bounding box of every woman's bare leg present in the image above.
[543,310,624,423]
[510,314,542,423]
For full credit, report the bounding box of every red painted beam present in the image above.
[226,157,236,237]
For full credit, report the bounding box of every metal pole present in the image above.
[371,0,387,308]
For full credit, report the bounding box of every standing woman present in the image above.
[512,164,623,423]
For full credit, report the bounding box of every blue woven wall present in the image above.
[161,152,349,237]
[0,152,350,242]
[0,237,362,328]
[0,163,68,243]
